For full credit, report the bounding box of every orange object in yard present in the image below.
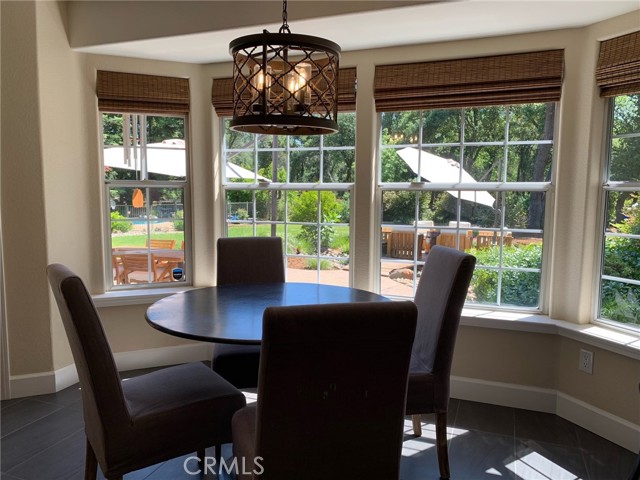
[132,188,144,208]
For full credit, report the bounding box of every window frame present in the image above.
[100,112,192,290]
[376,105,557,311]
[220,114,356,286]
[595,95,640,331]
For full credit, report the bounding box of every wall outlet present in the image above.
[579,349,594,374]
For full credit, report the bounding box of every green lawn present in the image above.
[227,224,350,252]
[111,232,185,249]
[111,225,351,253]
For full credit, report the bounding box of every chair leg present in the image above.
[628,451,640,480]
[84,438,98,480]
[436,412,450,480]
[214,444,222,474]
[412,414,422,436]
[197,448,205,471]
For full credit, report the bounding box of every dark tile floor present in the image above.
[1,367,636,480]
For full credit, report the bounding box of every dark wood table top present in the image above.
[145,282,390,345]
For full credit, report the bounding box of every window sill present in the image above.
[92,286,196,308]
[462,307,640,360]
[91,291,640,360]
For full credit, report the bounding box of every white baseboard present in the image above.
[9,371,58,399]
[10,355,638,452]
[452,375,640,452]
[451,376,558,413]
[556,391,640,453]
[113,343,212,373]
[9,343,212,399]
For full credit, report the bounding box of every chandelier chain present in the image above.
[279,0,290,34]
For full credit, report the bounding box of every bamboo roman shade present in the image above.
[374,50,564,112]
[211,67,357,116]
[596,31,640,97]
[97,71,190,114]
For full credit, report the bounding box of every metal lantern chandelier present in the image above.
[229,0,341,135]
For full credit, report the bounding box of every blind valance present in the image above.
[374,50,564,112]
[97,71,190,114]
[596,30,640,97]
[211,67,357,117]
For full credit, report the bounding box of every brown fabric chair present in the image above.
[46,264,246,480]
[212,236,285,388]
[232,301,417,480]
[406,245,476,479]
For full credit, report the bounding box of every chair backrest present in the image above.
[254,301,417,479]
[120,253,157,283]
[46,265,129,449]
[147,238,176,249]
[216,236,285,285]
[411,246,476,380]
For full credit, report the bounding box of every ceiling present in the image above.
[69,0,640,64]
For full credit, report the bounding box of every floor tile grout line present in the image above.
[0,404,68,440]
[574,423,594,480]
[4,426,86,476]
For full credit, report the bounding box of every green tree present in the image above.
[289,191,342,250]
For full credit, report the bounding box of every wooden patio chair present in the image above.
[147,239,176,249]
[436,231,472,251]
[121,253,159,284]
[388,230,424,259]
[475,231,494,249]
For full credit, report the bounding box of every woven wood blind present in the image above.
[596,31,640,97]
[374,50,564,112]
[211,67,357,116]
[97,71,190,114]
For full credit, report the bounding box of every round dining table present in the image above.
[145,282,390,345]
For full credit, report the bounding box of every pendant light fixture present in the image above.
[229,0,341,135]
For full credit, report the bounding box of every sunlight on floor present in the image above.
[505,451,582,479]
[485,467,504,476]
[402,418,468,457]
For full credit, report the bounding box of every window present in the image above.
[595,31,640,329]
[102,113,189,287]
[379,103,555,309]
[598,93,640,328]
[221,113,355,286]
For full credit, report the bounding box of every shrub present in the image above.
[468,243,542,307]
[236,208,249,220]
[289,191,342,250]
[600,284,640,326]
[173,210,184,231]
[110,211,132,233]
[305,258,334,270]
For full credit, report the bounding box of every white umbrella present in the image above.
[103,139,267,181]
[397,147,495,208]
[225,162,269,182]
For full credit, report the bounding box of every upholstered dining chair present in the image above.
[212,236,285,388]
[232,301,417,480]
[406,245,476,480]
[47,264,246,480]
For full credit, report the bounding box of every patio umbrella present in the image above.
[397,147,495,208]
[103,140,267,180]
[225,162,269,182]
